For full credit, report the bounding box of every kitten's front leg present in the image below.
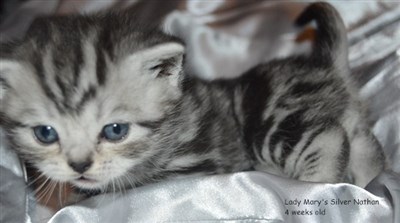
[348,129,386,188]
[293,127,350,184]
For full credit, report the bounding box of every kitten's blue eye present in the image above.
[102,123,129,142]
[33,125,59,144]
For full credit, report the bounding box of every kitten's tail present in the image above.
[295,2,348,70]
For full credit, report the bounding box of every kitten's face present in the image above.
[0,15,184,190]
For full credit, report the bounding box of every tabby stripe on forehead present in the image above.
[72,41,84,87]
[55,76,74,111]
[75,86,97,111]
[55,75,68,99]
[32,54,61,110]
[95,26,115,86]
[268,109,309,167]
[95,47,106,85]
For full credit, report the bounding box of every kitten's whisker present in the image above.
[95,187,107,209]
[116,177,121,194]
[43,181,58,207]
[40,181,55,204]
[122,174,135,189]
[116,177,125,195]
[58,182,65,209]
[35,179,52,203]
[26,172,46,188]
[33,176,50,195]
[111,178,117,203]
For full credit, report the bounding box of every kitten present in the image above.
[0,1,385,200]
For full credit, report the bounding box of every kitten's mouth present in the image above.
[72,176,101,189]
[76,176,97,183]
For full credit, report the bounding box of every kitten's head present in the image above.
[0,13,185,190]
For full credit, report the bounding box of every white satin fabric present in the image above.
[46,171,398,223]
[0,1,399,223]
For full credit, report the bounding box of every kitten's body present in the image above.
[0,2,385,197]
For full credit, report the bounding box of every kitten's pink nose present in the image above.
[68,160,92,174]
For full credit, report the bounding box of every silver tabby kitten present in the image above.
[0,2,385,195]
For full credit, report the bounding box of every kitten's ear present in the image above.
[124,42,185,85]
[142,42,184,78]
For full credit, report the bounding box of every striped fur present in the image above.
[0,3,385,194]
